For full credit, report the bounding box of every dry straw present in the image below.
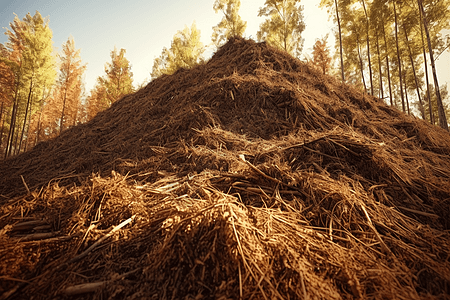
[1,37,449,299]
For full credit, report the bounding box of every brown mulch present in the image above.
[1,37,449,299]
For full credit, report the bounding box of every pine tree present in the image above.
[311,35,332,75]
[418,0,448,130]
[57,37,86,133]
[151,22,205,79]
[212,0,247,47]
[86,84,107,120]
[99,47,133,106]
[87,47,133,119]
[0,44,15,153]
[3,12,56,156]
[257,0,306,57]
[319,0,450,119]
[320,0,345,81]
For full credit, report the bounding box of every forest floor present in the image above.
[1,37,450,299]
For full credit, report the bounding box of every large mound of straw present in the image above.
[1,38,449,299]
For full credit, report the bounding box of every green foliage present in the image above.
[320,0,450,118]
[151,22,205,79]
[3,11,56,155]
[57,37,86,130]
[0,44,15,108]
[87,47,133,120]
[257,0,306,57]
[86,84,107,121]
[212,0,247,47]
[98,47,134,107]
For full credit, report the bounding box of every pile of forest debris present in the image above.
[1,37,449,299]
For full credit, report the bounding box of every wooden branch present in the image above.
[17,232,57,241]
[12,220,48,231]
[68,215,135,264]
[63,282,106,295]
[62,269,139,296]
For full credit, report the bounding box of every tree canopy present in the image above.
[1,2,450,157]
[1,11,56,156]
[87,47,134,119]
[212,0,247,47]
[311,35,332,75]
[257,0,306,57]
[151,22,205,79]
[320,0,450,129]
[57,37,86,132]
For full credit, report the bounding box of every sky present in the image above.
[1,0,449,96]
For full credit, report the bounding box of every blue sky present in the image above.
[1,0,449,96]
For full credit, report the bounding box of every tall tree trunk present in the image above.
[0,101,4,151]
[357,39,368,92]
[13,125,19,156]
[60,86,68,134]
[420,21,433,124]
[393,1,405,112]
[335,0,345,82]
[402,20,425,119]
[24,92,34,152]
[376,32,384,99]
[35,104,43,146]
[18,77,33,154]
[5,74,21,158]
[403,70,410,115]
[361,0,373,95]
[381,12,393,106]
[35,86,47,146]
[418,0,447,129]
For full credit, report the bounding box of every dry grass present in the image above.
[1,37,449,299]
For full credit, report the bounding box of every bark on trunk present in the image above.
[357,39,368,92]
[0,102,4,150]
[381,12,393,106]
[361,0,373,95]
[404,71,410,115]
[402,20,425,119]
[5,73,21,158]
[419,0,447,129]
[393,1,405,112]
[18,77,33,153]
[420,25,433,124]
[376,32,384,99]
[60,85,68,134]
[335,0,345,82]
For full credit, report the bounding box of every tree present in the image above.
[87,47,133,119]
[3,11,56,157]
[57,37,86,133]
[360,0,373,95]
[336,1,368,91]
[320,0,345,81]
[86,83,107,120]
[417,84,450,125]
[393,0,405,112]
[100,47,133,106]
[32,36,86,140]
[418,0,448,130]
[401,10,425,119]
[151,22,205,79]
[212,0,247,47]
[311,35,332,75]
[0,44,15,153]
[319,0,449,116]
[257,0,306,57]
